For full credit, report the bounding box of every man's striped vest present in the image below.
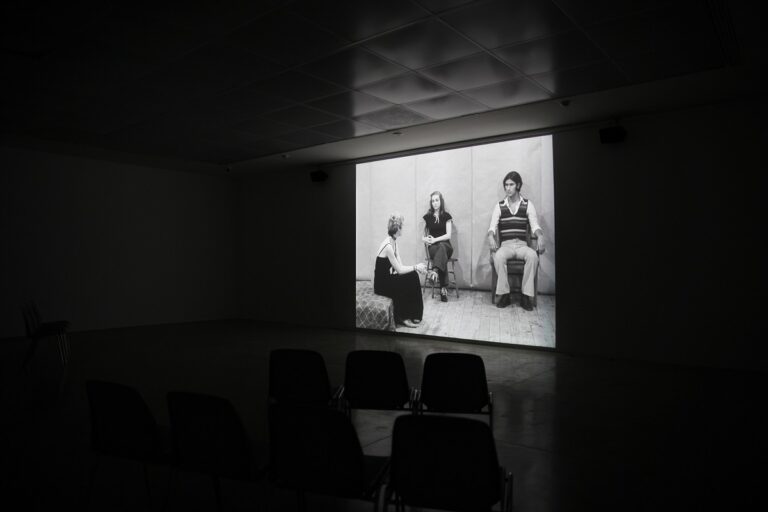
[498,198,529,243]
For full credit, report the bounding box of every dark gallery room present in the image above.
[1,1,765,510]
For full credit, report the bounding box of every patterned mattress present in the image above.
[356,280,396,331]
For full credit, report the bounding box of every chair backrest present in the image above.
[167,391,252,480]
[391,415,500,511]
[269,349,332,406]
[86,380,161,461]
[420,353,490,412]
[268,404,366,497]
[21,301,42,338]
[344,350,411,410]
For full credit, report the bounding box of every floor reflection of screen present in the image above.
[355,136,555,347]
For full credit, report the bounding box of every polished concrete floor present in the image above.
[1,320,763,511]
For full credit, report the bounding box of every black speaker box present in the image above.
[599,126,627,144]
[310,169,328,182]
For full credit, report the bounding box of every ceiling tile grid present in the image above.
[0,0,745,164]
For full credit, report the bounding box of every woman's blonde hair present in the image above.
[387,212,404,236]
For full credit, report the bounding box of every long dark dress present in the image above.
[374,244,423,323]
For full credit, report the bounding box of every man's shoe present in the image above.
[402,319,419,328]
[440,289,448,302]
[496,294,510,308]
[521,295,534,311]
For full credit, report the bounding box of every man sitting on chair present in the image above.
[487,171,546,311]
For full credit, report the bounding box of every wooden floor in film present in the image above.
[400,287,555,347]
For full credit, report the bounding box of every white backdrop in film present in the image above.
[356,136,555,294]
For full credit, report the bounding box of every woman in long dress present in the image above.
[374,213,426,328]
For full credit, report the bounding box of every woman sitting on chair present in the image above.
[422,191,454,302]
[375,213,427,328]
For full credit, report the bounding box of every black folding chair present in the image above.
[166,391,263,511]
[386,415,512,512]
[417,353,493,428]
[341,350,415,415]
[85,380,171,507]
[269,349,341,408]
[268,404,389,511]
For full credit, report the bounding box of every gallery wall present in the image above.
[0,146,238,339]
[552,100,762,369]
[2,98,762,371]
[235,164,355,329]
[355,137,555,294]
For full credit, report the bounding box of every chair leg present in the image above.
[143,463,152,500]
[164,467,177,511]
[213,475,223,512]
[84,457,99,510]
[63,332,71,364]
[490,401,494,433]
[297,490,307,512]
[505,472,514,511]
[55,334,66,368]
[449,261,459,298]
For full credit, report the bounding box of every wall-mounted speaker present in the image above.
[310,169,328,182]
[599,126,627,144]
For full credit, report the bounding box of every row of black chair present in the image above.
[85,381,261,510]
[269,349,494,428]
[85,349,511,511]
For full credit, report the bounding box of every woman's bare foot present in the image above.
[440,288,448,302]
